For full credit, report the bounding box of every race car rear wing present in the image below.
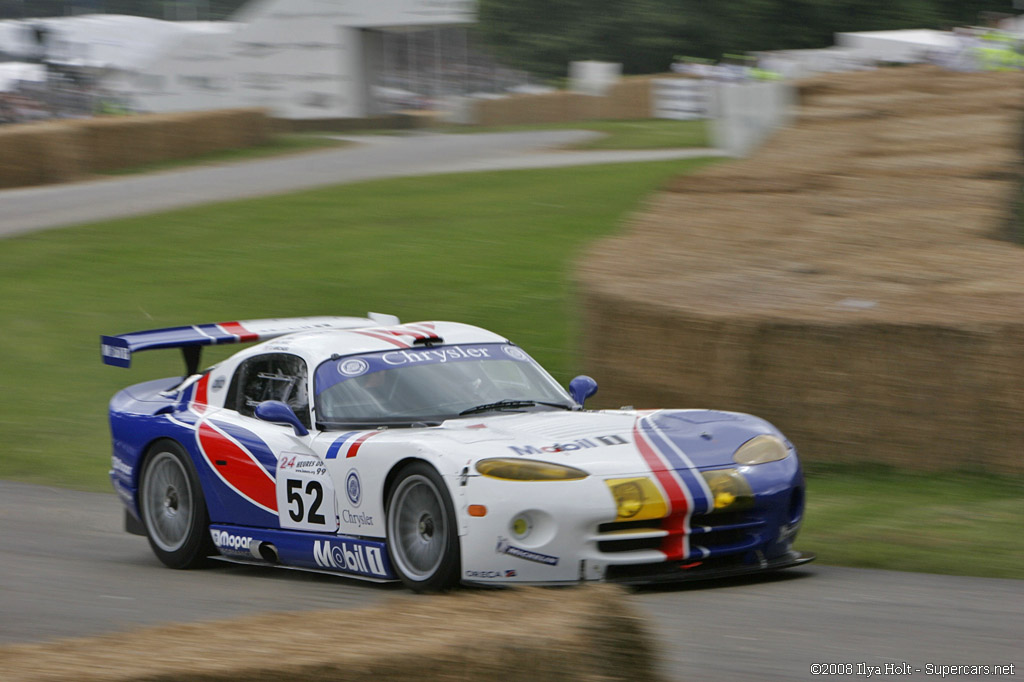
[101,313,400,376]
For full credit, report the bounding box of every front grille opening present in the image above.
[694,527,753,550]
[598,536,662,553]
[596,518,665,554]
[692,510,750,528]
[788,486,804,523]
[605,554,751,582]
[598,518,660,534]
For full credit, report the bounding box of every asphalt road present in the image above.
[1,481,1020,681]
[0,130,724,238]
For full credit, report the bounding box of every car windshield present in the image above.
[313,343,573,427]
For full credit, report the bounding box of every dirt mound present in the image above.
[578,66,1024,471]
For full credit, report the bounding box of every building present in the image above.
[131,0,475,119]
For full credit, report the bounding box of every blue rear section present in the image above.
[108,377,279,530]
[108,377,191,521]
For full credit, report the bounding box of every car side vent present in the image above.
[412,336,444,347]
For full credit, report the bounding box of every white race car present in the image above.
[103,315,812,591]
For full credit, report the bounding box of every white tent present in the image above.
[0,14,234,71]
[0,62,45,92]
[835,29,959,64]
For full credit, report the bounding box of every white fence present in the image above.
[652,77,795,157]
[651,78,711,120]
[709,80,795,157]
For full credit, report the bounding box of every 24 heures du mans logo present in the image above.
[508,433,628,456]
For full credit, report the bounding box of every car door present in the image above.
[197,352,339,533]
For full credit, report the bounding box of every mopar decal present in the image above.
[496,537,559,566]
[312,540,387,577]
[211,530,253,553]
[509,433,628,456]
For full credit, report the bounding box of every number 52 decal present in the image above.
[276,454,339,531]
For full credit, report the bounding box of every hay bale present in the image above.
[0,585,663,682]
[0,121,84,187]
[0,124,51,188]
[578,66,1024,473]
[71,116,158,172]
[600,77,655,119]
[0,109,272,185]
[469,76,657,126]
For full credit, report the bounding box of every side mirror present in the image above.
[568,375,598,408]
[254,400,309,437]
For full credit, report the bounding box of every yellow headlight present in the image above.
[605,477,668,521]
[733,435,789,466]
[476,458,589,481]
[700,468,754,511]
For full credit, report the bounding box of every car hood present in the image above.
[410,408,781,476]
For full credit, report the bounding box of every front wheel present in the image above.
[139,439,214,569]
[385,462,461,592]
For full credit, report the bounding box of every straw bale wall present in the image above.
[0,108,272,188]
[0,585,662,682]
[577,66,1024,473]
[473,75,665,126]
[0,122,80,187]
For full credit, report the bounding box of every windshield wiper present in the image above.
[458,399,573,416]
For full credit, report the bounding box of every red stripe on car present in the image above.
[219,321,258,342]
[347,431,380,458]
[633,423,689,561]
[198,421,277,511]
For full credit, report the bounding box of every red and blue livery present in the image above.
[104,314,813,591]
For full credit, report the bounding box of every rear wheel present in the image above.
[139,440,213,569]
[385,462,460,592]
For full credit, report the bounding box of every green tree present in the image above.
[476,0,1020,79]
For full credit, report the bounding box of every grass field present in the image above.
[0,158,716,490]
[1,152,1020,580]
[801,466,1023,580]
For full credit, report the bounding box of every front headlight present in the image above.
[476,458,589,481]
[700,468,754,511]
[733,435,789,466]
[605,477,668,521]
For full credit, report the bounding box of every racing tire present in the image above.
[385,462,461,592]
[139,439,214,569]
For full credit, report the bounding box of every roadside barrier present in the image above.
[0,108,271,189]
